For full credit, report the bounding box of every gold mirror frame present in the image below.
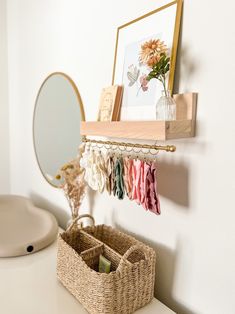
[33,72,85,188]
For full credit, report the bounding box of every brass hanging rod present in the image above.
[82,137,176,153]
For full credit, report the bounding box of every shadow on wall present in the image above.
[30,188,98,229]
[173,4,200,94]
[115,223,197,314]
[30,192,70,229]
[157,159,190,208]
[86,188,97,217]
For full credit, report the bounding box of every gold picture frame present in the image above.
[112,0,183,120]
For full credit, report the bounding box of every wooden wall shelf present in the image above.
[81,93,197,141]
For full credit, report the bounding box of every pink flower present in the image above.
[139,74,149,92]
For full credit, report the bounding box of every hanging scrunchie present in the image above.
[145,161,161,214]
[94,152,106,193]
[113,158,125,200]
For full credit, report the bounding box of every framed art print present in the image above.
[112,0,183,120]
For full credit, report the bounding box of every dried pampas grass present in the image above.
[56,144,86,219]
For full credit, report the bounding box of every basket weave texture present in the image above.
[57,215,156,314]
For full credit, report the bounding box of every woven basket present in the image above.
[57,214,156,314]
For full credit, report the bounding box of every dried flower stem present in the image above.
[56,144,87,219]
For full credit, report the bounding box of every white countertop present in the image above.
[0,229,175,314]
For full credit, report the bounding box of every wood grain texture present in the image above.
[81,92,197,141]
[81,121,167,140]
[166,120,193,139]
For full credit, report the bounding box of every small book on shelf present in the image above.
[97,85,123,121]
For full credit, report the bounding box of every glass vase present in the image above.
[156,90,176,121]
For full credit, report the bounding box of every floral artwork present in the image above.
[122,36,170,110]
[126,65,149,96]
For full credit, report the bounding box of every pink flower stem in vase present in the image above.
[136,85,142,96]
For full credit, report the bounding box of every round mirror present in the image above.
[33,72,85,187]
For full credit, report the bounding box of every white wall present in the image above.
[0,0,10,193]
[6,0,235,313]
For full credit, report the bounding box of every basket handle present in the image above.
[117,244,149,272]
[66,214,95,232]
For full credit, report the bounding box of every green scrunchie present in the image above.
[113,158,125,200]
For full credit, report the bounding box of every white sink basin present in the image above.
[0,195,58,257]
